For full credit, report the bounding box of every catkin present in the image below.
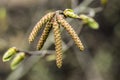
[53,18,62,68]
[57,14,84,51]
[37,21,52,50]
[28,12,55,43]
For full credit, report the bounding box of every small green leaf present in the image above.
[2,47,17,62]
[63,9,79,18]
[87,20,99,29]
[79,14,99,29]
[10,52,25,70]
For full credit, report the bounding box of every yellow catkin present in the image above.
[37,21,52,50]
[57,14,84,51]
[28,12,55,43]
[53,18,62,68]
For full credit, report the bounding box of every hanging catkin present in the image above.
[57,14,84,51]
[28,12,55,43]
[53,17,62,68]
[37,21,52,50]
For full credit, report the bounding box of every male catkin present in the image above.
[37,21,52,50]
[53,18,62,68]
[57,14,84,51]
[29,12,55,43]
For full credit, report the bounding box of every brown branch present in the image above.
[24,50,55,56]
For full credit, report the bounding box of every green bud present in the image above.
[63,9,79,18]
[79,14,89,23]
[79,14,99,29]
[2,47,17,62]
[10,52,25,70]
[87,19,99,29]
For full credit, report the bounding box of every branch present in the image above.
[24,50,55,56]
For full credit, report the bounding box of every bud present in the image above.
[53,18,62,68]
[2,47,17,62]
[10,52,25,70]
[79,14,99,29]
[63,9,79,18]
[87,18,99,29]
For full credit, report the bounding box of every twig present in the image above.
[24,50,55,56]
[74,0,94,14]
[87,7,103,17]
[71,0,78,8]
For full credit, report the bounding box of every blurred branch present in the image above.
[24,50,55,56]
[71,0,78,8]
[85,7,103,17]
[74,48,104,80]
[74,0,93,14]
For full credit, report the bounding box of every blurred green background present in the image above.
[0,0,120,80]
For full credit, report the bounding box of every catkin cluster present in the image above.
[28,9,84,68]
